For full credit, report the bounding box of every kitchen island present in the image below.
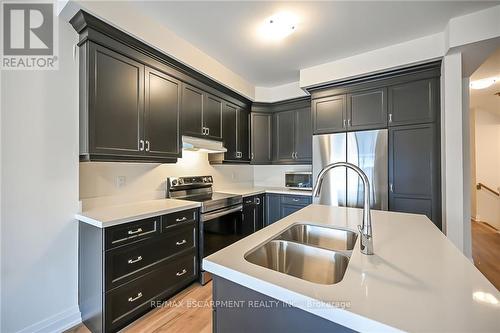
[203,204,500,332]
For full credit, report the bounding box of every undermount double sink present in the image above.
[245,224,358,285]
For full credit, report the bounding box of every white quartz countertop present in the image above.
[75,199,201,228]
[203,204,500,332]
[217,186,313,197]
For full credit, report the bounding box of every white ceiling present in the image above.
[129,1,498,87]
[470,47,500,113]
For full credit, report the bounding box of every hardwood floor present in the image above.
[471,221,500,291]
[65,282,212,333]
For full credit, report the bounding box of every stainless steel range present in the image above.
[166,176,243,284]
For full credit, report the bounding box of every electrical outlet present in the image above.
[115,176,126,188]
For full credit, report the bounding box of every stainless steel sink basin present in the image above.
[245,240,349,284]
[276,224,358,251]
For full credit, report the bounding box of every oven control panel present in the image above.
[166,175,213,191]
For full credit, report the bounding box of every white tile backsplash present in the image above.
[80,150,311,209]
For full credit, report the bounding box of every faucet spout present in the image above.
[312,162,374,255]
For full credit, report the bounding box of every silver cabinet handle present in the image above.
[139,140,145,151]
[347,119,351,127]
[389,183,394,192]
[256,197,261,205]
[343,119,346,128]
[202,127,206,135]
[176,239,187,246]
[128,256,143,264]
[175,217,187,222]
[292,198,300,202]
[295,152,298,159]
[128,228,143,235]
[251,152,254,160]
[389,114,393,123]
[176,269,187,276]
[145,140,150,152]
[128,292,143,302]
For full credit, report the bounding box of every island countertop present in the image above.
[203,204,500,332]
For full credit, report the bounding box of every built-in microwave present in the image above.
[285,172,313,190]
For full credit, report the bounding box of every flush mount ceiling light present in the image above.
[258,12,298,42]
[470,77,497,90]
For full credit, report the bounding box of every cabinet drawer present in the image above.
[162,209,198,229]
[105,252,196,332]
[105,217,160,249]
[280,195,311,206]
[105,223,196,290]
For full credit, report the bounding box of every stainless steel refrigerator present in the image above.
[312,130,388,210]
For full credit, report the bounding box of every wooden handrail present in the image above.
[476,183,500,197]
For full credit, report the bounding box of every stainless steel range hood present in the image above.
[182,136,227,153]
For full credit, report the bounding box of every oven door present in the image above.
[200,204,244,259]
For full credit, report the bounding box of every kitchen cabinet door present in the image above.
[203,94,223,141]
[388,78,438,126]
[242,198,257,236]
[238,107,250,161]
[223,102,238,161]
[251,113,272,164]
[389,123,440,228]
[88,43,144,157]
[265,194,281,225]
[347,87,387,131]
[294,108,312,163]
[275,111,295,162]
[182,84,204,137]
[312,95,346,134]
[144,67,181,158]
[280,204,303,218]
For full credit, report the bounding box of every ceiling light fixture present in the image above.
[470,77,497,90]
[259,12,298,42]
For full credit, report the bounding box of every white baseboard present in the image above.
[16,306,81,333]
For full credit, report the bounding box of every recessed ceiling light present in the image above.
[258,12,298,42]
[470,77,497,90]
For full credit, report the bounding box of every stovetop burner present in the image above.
[166,176,242,213]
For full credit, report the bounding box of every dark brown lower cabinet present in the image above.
[79,209,199,333]
[212,276,355,333]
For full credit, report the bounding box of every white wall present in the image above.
[0,19,80,333]
[474,108,500,229]
[253,165,312,188]
[79,151,254,210]
[254,82,308,103]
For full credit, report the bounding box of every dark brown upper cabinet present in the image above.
[250,113,272,164]
[312,95,346,134]
[182,84,223,141]
[204,94,223,140]
[181,84,204,137]
[144,67,182,159]
[221,102,250,162]
[80,42,180,163]
[274,108,312,164]
[347,87,387,130]
[312,88,386,134]
[388,78,438,126]
[72,10,251,163]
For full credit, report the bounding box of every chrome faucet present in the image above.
[312,162,374,255]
